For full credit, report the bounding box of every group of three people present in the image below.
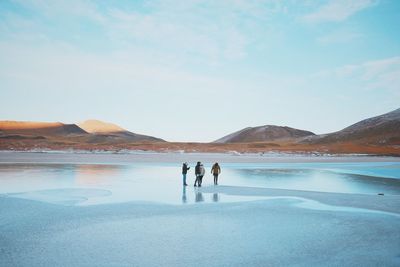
[182,162,221,186]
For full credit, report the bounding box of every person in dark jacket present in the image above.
[182,162,190,186]
[194,161,201,187]
[211,162,221,185]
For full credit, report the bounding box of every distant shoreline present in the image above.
[1,151,399,164]
[1,139,399,156]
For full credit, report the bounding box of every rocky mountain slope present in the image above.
[302,108,400,145]
[0,120,165,143]
[78,119,165,143]
[214,125,315,143]
[0,121,87,136]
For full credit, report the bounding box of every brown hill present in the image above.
[78,120,125,133]
[78,120,165,143]
[0,121,87,136]
[302,108,400,145]
[214,125,315,143]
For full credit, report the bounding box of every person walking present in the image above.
[198,163,205,187]
[194,162,201,187]
[211,162,221,185]
[182,162,190,186]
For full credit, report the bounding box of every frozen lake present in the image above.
[0,158,399,205]
[1,152,400,266]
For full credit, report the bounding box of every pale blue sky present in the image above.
[0,0,399,142]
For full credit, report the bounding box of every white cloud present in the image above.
[4,0,286,65]
[107,9,222,62]
[313,56,400,93]
[303,0,377,23]
[103,0,280,63]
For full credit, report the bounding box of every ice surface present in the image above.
[1,152,400,266]
[257,196,400,218]
[0,158,399,206]
[1,195,399,267]
[10,188,112,205]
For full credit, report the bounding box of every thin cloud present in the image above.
[303,0,377,23]
[313,56,400,93]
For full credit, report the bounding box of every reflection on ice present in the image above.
[212,192,219,202]
[195,189,204,203]
[182,186,187,203]
[181,187,254,204]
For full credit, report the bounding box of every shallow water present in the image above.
[0,160,399,205]
[226,162,400,194]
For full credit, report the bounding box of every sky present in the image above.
[0,0,399,142]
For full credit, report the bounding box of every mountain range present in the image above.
[0,108,399,155]
[215,108,400,147]
[0,121,86,136]
[0,120,164,143]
